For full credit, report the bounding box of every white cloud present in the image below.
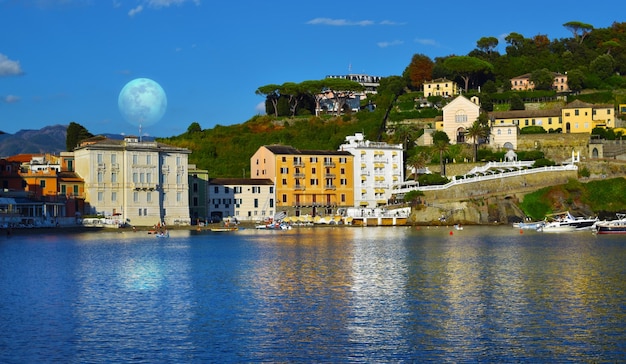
[307,18,375,26]
[128,5,143,16]
[145,0,200,8]
[0,54,24,76]
[3,95,20,103]
[414,38,437,46]
[377,40,404,48]
[255,101,266,115]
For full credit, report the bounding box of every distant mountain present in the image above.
[0,125,157,157]
[0,124,68,156]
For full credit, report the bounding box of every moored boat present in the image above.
[594,213,626,235]
[538,211,598,232]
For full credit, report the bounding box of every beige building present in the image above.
[73,136,192,226]
[510,72,569,92]
[207,178,275,222]
[423,78,459,97]
[439,95,481,144]
[250,145,354,217]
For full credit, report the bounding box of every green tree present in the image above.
[476,36,499,54]
[255,84,281,117]
[590,54,615,80]
[563,21,594,44]
[530,68,555,90]
[406,150,428,181]
[443,56,494,92]
[66,122,93,151]
[510,93,525,110]
[567,68,586,91]
[186,122,202,133]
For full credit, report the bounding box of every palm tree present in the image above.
[465,121,483,162]
[433,140,450,176]
[407,150,428,181]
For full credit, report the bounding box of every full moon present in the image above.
[118,78,167,128]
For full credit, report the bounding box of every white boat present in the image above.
[594,213,626,235]
[513,221,545,230]
[538,212,598,232]
[155,230,169,238]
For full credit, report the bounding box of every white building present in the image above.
[73,136,192,226]
[339,133,404,208]
[208,178,275,222]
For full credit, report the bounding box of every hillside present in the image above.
[0,125,68,156]
[157,112,385,177]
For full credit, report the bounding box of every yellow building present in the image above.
[488,100,613,134]
[423,78,459,97]
[561,100,614,133]
[250,145,354,216]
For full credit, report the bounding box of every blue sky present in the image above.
[0,0,618,137]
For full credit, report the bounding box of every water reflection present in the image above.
[0,227,624,362]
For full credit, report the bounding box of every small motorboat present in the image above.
[155,230,169,238]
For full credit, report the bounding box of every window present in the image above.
[133,192,138,202]
[61,185,66,194]
[280,167,289,174]
[147,192,152,202]
[254,198,258,208]
[193,183,198,193]
[97,172,103,183]
[147,155,152,165]
[269,186,274,193]
[132,154,138,164]
[282,194,287,203]
[111,172,117,183]
[177,192,181,202]
[193,197,198,206]
[214,186,219,193]
[310,157,317,163]
[97,154,103,163]
[111,154,117,164]
[341,194,346,202]
[282,178,287,185]
[133,173,138,183]
[340,168,345,174]
[575,110,579,116]
[112,191,117,202]
[269,199,274,208]
[98,191,103,202]
[73,185,78,195]
[147,173,152,183]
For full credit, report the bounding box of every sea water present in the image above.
[0,226,624,362]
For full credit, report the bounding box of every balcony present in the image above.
[294,185,306,191]
[324,185,336,190]
[293,173,305,179]
[293,161,305,167]
[324,173,336,179]
[323,162,335,167]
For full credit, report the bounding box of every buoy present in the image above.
[449,231,453,235]
[520,229,523,234]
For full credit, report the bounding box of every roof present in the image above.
[58,171,84,182]
[263,145,352,156]
[489,108,562,119]
[564,99,612,109]
[74,137,191,153]
[209,178,274,186]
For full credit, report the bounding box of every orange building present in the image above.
[251,145,354,217]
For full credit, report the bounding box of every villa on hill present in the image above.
[510,72,569,92]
